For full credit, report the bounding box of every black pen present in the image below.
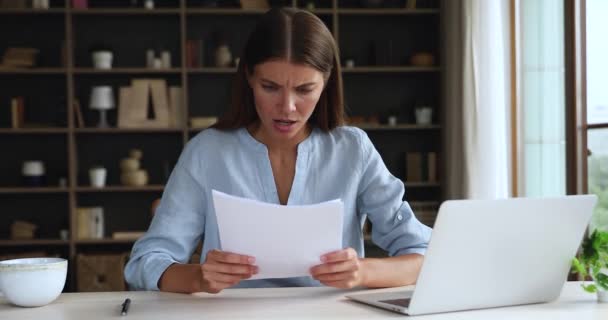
[121,298,131,316]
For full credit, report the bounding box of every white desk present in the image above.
[0,282,606,319]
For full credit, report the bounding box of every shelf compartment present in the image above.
[0,135,68,188]
[0,15,66,68]
[72,14,181,69]
[75,134,181,187]
[76,192,159,237]
[0,75,68,128]
[72,74,182,128]
[0,193,69,239]
[339,14,440,67]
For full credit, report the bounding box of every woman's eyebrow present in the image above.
[260,78,317,88]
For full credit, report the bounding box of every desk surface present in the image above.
[1,282,606,319]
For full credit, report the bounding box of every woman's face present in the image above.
[247,59,325,146]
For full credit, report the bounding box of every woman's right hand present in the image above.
[158,250,258,294]
[199,249,258,293]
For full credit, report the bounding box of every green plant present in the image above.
[571,230,608,293]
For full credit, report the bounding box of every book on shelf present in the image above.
[148,79,171,127]
[71,0,87,9]
[0,0,27,8]
[73,99,84,128]
[427,152,437,182]
[76,207,104,239]
[240,0,269,10]
[411,202,438,227]
[169,86,183,128]
[186,39,204,68]
[112,231,145,240]
[118,79,172,128]
[10,96,24,129]
[406,152,423,182]
[1,47,39,68]
[406,151,438,183]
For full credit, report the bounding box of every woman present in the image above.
[124,8,431,294]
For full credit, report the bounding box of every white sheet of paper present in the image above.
[212,190,344,279]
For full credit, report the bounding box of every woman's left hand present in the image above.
[310,248,366,289]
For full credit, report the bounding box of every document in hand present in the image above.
[212,190,344,279]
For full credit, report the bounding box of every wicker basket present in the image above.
[77,253,128,292]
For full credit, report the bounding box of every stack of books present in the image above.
[76,207,104,239]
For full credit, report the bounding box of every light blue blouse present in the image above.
[124,126,432,290]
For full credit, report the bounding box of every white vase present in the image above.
[92,51,113,69]
[415,107,433,125]
[594,268,608,303]
[89,167,107,188]
[215,45,232,68]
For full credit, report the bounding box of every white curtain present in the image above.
[443,0,512,199]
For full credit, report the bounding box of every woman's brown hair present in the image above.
[212,7,344,132]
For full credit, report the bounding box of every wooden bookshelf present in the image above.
[0,0,443,290]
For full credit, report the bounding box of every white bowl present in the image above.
[0,257,67,307]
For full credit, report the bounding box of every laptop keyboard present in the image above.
[379,298,411,307]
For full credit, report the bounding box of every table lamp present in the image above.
[89,86,115,128]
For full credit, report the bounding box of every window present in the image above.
[586,0,608,231]
[517,0,566,197]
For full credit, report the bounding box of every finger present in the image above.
[310,259,359,276]
[203,262,258,276]
[313,271,357,282]
[208,250,256,265]
[204,278,235,294]
[320,248,357,263]
[203,271,249,284]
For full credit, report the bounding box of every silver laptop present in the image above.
[346,195,597,316]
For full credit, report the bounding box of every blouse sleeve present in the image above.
[356,130,432,256]
[124,141,207,291]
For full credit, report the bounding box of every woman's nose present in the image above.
[279,91,296,113]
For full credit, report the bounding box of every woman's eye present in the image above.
[262,85,277,92]
[297,88,312,94]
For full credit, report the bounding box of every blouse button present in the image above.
[397,214,403,221]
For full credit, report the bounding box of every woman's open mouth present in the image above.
[273,119,297,133]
